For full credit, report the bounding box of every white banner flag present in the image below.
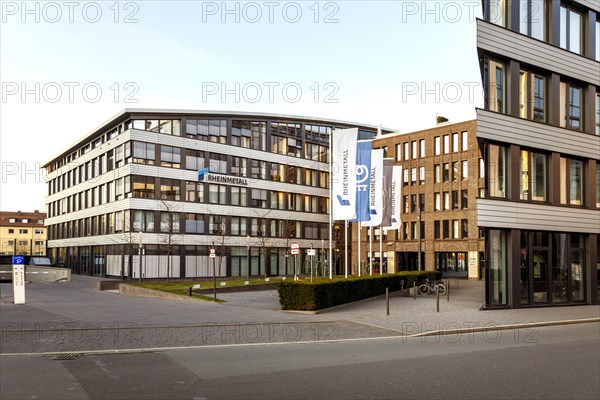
[385,165,402,231]
[362,149,383,227]
[331,128,358,220]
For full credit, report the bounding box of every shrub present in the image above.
[278,271,440,311]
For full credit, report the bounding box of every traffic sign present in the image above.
[210,248,216,258]
[12,256,24,265]
[291,243,300,255]
[307,249,316,256]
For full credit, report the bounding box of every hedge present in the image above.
[278,271,442,311]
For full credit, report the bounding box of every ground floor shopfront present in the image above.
[486,230,599,308]
[47,245,337,279]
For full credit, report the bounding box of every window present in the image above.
[452,191,459,210]
[251,189,268,208]
[21,218,28,223]
[520,150,547,202]
[560,82,582,130]
[442,220,449,239]
[8,218,15,223]
[443,163,450,182]
[560,157,583,206]
[185,150,205,171]
[452,162,459,181]
[19,229,28,234]
[160,212,180,233]
[209,184,227,205]
[209,154,228,174]
[160,178,181,201]
[443,192,450,210]
[404,142,410,160]
[488,60,505,113]
[419,167,425,185]
[419,194,425,212]
[185,214,205,234]
[411,168,417,185]
[395,144,402,161]
[596,164,600,208]
[452,220,460,239]
[434,221,441,239]
[520,71,546,122]
[560,5,581,54]
[412,141,417,159]
[462,131,468,151]
[596,20,600,62]
[461,190,468,209]
[271,163,285,182]
[411,194,417,213]
[419,140,425,157]
[461,219,468,239]
[185,181,204,203]
[187,119,227,143]
[230,217,246,236]
[489,0,508,27]
[452,133,459,153]
[488,144,508,198]
[8,229,14,234]
[434,137,441,155]
[434,164,441,183]
[520,0,547,41]
[160,146,181,168]
[132,142,155,165]
[403,169,409,186]
[231,187,247,206]
[443,135,449,154]
[232,121,266,150]
[250,160,266,180]
[132,176,155,199]
[133,210,155,232]
[434,193,441,211]
[479,159,485,178]
[461,161,468,180]
[596,94,600,136]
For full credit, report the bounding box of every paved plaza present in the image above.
[1,275,598,354]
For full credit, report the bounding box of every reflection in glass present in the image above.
[552,233,568,303]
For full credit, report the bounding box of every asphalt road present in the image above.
[1,323,598,400]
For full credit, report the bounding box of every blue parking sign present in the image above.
[12,256,24,265]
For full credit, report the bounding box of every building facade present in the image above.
[0,210,47,256]
[43,109,391,279]
[351,120,485,279]
[477,0,600,307]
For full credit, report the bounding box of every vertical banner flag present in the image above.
[385,165,402,231]
[353,140,372,222]
[362,149,383,227]
[332,128,358,220]
[381,159,394,228]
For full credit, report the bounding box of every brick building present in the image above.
[351,119,485,279]
[0,210,47,256]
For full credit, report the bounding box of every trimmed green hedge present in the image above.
[278,271,442,311]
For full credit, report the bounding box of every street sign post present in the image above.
[308,248,315,282]
[291,244,299,280]
[12,256,25,304]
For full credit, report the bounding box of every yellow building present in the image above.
[0,211,47,256]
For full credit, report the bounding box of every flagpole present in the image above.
[379,226,383,275]
[344,219,348,278]
[369,226,373,275]
[358,222,361,276]
[329,130,333,280]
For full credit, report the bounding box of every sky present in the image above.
[0,0,483,212]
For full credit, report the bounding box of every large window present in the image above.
[488,229,507,306]
[160,178,181,201]
[488,60,505,113]
[560,5,581,54]
[250,160,266,179]
[596,164,600,208]
[520,150,547,202]
[185,181,204,203]
[133,119,181,136]
[232,121,266,150]
[434,164,441,183]
[489,0,508,27]
[132,176,155,199]
[185,150,205,171]
[488,144,508,198]
[160,212,180,233]
[185,214,205,234]
[560,157,583,206]
[560,82,582,130]
[231,157,247,177]
[209,154,228,174]
[434,137,440,155]
[596,94,600,136]
[209,184,227,205]
[520,71,546,122]
[132,142,155,165]
[443,135,450,153]
[133,210,155,232]
[186,119,227,143]
[231,187,247,206]
[160,146,181,168]
[520,0,547,41]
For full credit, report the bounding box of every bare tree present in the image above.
[159,201,180,283]
[251,209,272,279]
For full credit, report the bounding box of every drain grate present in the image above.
[51,353,81,361]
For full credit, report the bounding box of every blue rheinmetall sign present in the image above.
[12,256,24,265]
[198,168,249,186]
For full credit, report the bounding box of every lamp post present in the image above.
[138,231,142,283]
[246,235,250,280]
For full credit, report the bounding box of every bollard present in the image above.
[189,287,192,297]
[400,280,404,297]
[386,287,389,316]
[447,279,450,302]
[436,286,440,312]
[413,281,416,300]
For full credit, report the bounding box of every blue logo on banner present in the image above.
[12,256,24,265]
[337,195,351,206]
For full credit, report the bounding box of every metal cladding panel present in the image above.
[477,20,600,86]
[477,198,600,234]
[576,0,599,13]
[476,109,600,160]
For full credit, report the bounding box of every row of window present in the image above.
[399,219,469,241]
[5,229,44,235]
[48,141,330,197]
[4,218,43,224]
[47,211,327,240]
[489,0,600,61]
[487,143,600,208]
[395,131,469,161]
[488,59,600,134]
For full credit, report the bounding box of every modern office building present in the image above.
[43,109,392,278]
[351,120,485,279]
[0,210,47,256]
[477,0,600,307]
